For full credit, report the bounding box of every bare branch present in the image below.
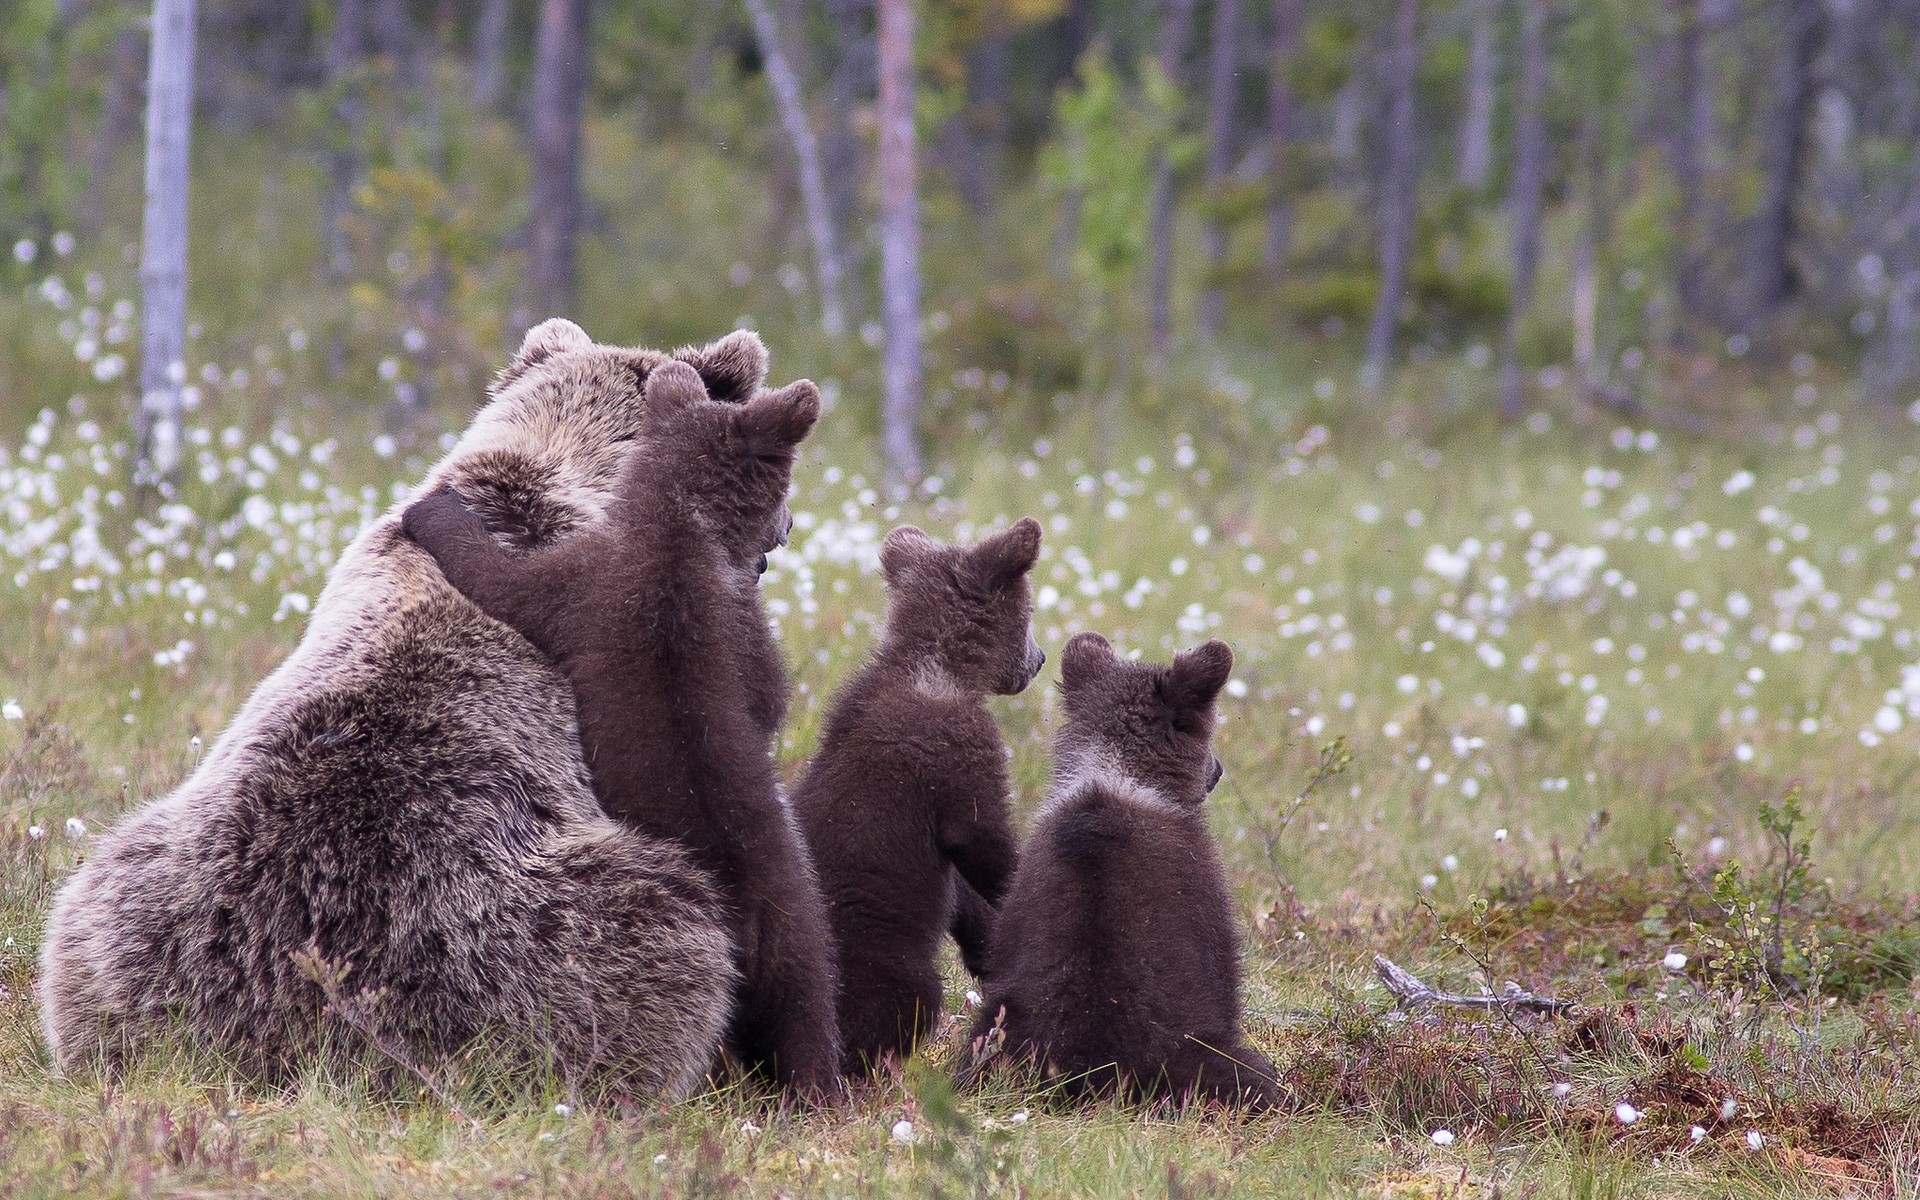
[1372,955,1575,1017]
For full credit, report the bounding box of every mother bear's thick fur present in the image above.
[37,320,769,1098]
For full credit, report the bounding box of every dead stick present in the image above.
[1373,954,1575,1016]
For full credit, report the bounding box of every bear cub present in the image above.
[792,520,1045,1074]
[401,360,843,1098]
[967,632,1278,1110]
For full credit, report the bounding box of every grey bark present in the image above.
[1263,0,1302,275]
[1669,0,1709,328]
[1196,0,1241,341]
[526,0,589,319]
[471,0,511,109]
[1361,0,1420,390]
[136,0,196,489]
[320,0,365,379]
[746,0,849,337]
[1498,0,1549,418]
[876,0,922,484]
[821,0,872,257]
[1751,0,1821,315]
[1457,0,1497,191]
[1148,0,1198,360]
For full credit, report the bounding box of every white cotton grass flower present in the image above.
[65,817,87,838]
[964,989,982,1008]
[27,825,47,841]
[1430,1129,1455,1146]
[1720,1098,1738,1121]
[1552,1082,1572,1099]
[1614,1103,1640,1125]
[1663,950,1689,972]
[552,1103,572,1117]
[738,1120,761,1136]
[1745,1129,1765,1151]
[1494,828,1508,843]
[1690,1125,1707,1143]
[653,1153,668,1166]
[891,1119,915,1145]
[2,699,22,720]
[1008,1111,1029,1126]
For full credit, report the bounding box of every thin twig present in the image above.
[1372,954,1575,1016]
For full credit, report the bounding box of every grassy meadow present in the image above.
[4,144,1920,1197]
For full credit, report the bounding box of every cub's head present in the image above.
[877,518,1046,697]
[1054,633,1233,807]
[637,359,820,574]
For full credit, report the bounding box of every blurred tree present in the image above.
[877,0,923,483]
[1195,0,1239,341]
[1497,0,1548,419]
[1362,0,1418,390]
[136,0,195,490]
[79,11,145,234]
[470,0,511,110]
[1667,0,1710,335]
[321,0,366,379]
[746,0,849,337]
[1146,0,1195,359]
[1456,0,1495,191]
[1749,0,1821,318]
[1262,0,1302,277]
[526,0,587,321]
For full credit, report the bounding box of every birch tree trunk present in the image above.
[1457,0,1497,191]
[321,0,364,378]
[876,0,923,485]
[1263,0,1302,276]
[1669,0,1709,331]
[1498,0,1549,419]
[527,0,589,319]
[471,0,510,109]
[1362,0,1419,391]
[136,0,196,490]
[1196,0,1241,341]
[1147,0,1197,360]
[746,0,849,337]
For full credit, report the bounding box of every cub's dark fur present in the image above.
[969,633,1278,1110]
[401,361,843,1096]
[791,521,1045,1073]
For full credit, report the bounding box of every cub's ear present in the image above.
[881,525,940,582]
[1162,640,1234,711]
[674,329,768,404]
[967,517,1042,591]
[738,379,821,456]
[492,318,592,394]
[1060,632,1117,689]
[643,359,709,416]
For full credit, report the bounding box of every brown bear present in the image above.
[967,633,1278,1110]
[400,359,843,1098]
[38,320,771,1097]
[790,520,1045,1074]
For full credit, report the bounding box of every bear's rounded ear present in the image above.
[643,359,708,416]
[674,329,769,404]
[738,379,821,455]
[968,517,1042,590]
[1060,632,1117,689]
[1163,639,1234,710]
[492,318,592,394]
[881,525,940,581]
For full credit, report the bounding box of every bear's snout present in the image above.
[1205,754,1224,794]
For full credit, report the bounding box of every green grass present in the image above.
[3,126,1920,1196]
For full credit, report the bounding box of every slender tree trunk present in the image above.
[136,0,196,490]
[1263,0,1302,276]
[821,0,871,262]
[1457,0,1497,191]
[876,0,922,484]
[746,0,849,337]
[1147,0,1197,360]
[1362,0,1419,390]
[1498,0,1549,418]
[526,0,589,319]
[1751,0,1820,315]
[1571,113,1607,380]
[321,0,364,379]
[1196,0,1241,341]
[957,29,1012,217]
[80,22,147,234]
[1669,0,1709,330]
[471,0,510,109]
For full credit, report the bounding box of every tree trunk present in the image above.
[1571,112,1608,381]
[746,0,849,337]
[471,0,511,109]
[956,29,1012,217]
[80,21,147,234]
[1263,0,1302,276]
[526,0,589,320]
[1196,0,1241,341]
[136,0,196,491]
[1750,0,1820,315]
[1456,0,1497,191]
[1498,0,1549,419]
[821,0,871,262]
[876,0,922,484]
[1362,0,1419,391]
[1147,0,1197,360]
[321,0,365,379]
[1669,0,1709,330]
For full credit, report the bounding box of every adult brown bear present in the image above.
[37,320,767,1099]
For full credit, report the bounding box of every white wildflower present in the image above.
[1,699,22,720]
[1664,950,1689,972]
[65,817,87,838]
[1614,1103,1640,1125]
[1745,1130,1764,1151]
[891,1119,915,1145]
[1430,1129,1455,1146]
